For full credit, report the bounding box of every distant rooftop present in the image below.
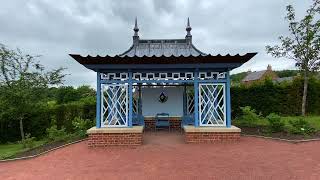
[242,65,273,82]
[242,70,267,82]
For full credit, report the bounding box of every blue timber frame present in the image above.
[96,68,233,128]
[96,72,101,128]
[226,70,232,128]
[128,71,133,127]
[194,70,199,127]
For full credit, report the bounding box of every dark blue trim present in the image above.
[128,71,133,127]
[194,70,199,127]
[226,71,232,128]
[96,72,101,128]
[138,84,142,116]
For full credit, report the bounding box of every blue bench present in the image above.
[155,113,170,132]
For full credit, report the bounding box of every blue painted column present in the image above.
[96,72,101,128]
[194,70,199,127]
[128,71,133,127]
[138,83,142,116]
[226,71,232,128]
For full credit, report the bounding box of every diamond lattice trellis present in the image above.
[199,83,226,126]
[187,92,194,115]
[101,84,128,127]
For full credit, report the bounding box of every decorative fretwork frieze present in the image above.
[100,72,226,81]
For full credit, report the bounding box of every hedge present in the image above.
[0,97,96,143]
[231,77,320,118]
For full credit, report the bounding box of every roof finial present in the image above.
[186,17,192,36]
[133,17,139,36]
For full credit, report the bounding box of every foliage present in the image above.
[266,113,285,133]
[275,70,300,78]
[234,106,264,127]
[288,118,316,136]
[0,85,96,143]
[0,44,66,141]
[72,117,94,137]
[232,77,320,118]
[20,133,36,149]
[46,125,68,142]
[53,98,96,132]
[266,0,320,116]
[230,72,248,84]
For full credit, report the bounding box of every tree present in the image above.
[266,0,320,116]
[0,44,66,140]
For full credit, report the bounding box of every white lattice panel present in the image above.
[199,83,226,126]
[187,93,194,115]
[101,84,128,127]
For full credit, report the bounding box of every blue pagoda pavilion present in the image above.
[70,18,256,146]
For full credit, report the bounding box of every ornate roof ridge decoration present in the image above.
[118,17,207,57]
[69,17,257,71]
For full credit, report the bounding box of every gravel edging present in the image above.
[242,134,320,143]
[0,139,86,163]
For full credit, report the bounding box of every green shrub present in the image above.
[288,118,316,136]
[266,113,285,133]
[20,133,36,149]
[72,117,93,137]
[231,77,320,117]
[235,106,263,127]
[46,125,68,142]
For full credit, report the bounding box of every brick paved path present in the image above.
[1,132,320,180]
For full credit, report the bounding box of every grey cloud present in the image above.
[0,0,312,87]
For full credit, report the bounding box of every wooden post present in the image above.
[96,72,101,128]
[194,70,199,127]
[128,71,133,127]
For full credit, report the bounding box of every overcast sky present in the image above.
[0,0,312,87]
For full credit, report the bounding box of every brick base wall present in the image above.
[87,133,143,147]
[184,132,240,143]
[144,117,181,131]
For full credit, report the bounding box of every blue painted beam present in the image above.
[96,72,101,128]
[100,79,227,84]
[226,71,232,128]
[194,70,199,127]
[128,71,133,127]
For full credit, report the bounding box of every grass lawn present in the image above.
[0,140,46,160]
[234,115,320,129]
[281,116,320,131]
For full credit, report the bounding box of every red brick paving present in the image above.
[1,132,320,180]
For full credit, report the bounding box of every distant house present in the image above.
[242,65,278,85]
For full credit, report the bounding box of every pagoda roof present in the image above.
[70,18,257,72]
[119,38,206,57]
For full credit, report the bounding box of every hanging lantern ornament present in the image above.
[158,92,168,103]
